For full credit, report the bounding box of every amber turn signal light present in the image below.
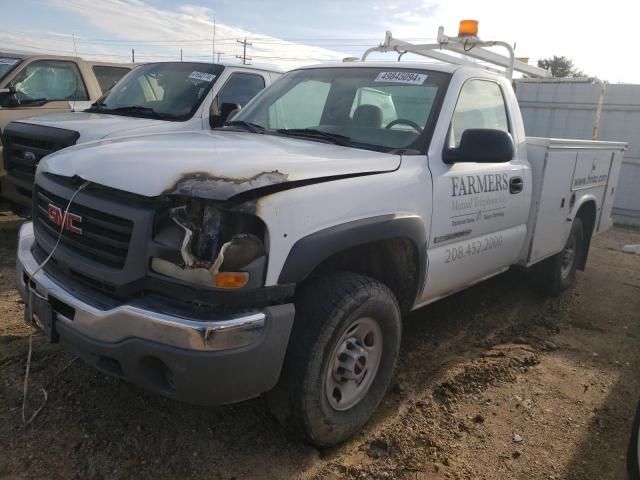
[458,19,479,37]
[214,271,250,289]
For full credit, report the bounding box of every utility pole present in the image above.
[212,18,216,64]
[236,38,252,65]
[180,49,183,62]
[217,52,224,63]
[131,49,135,63]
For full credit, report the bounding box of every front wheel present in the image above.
[267,272,402,447]
[532,217,584,295]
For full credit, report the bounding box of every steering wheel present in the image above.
[385,119,423,133]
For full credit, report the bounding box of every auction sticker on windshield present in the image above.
[0,58,19,65]
[374,72,428,85]
[189,71,216,82]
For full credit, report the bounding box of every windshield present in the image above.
[0,57,21,83]
[230,67,449,153]
[88,62,225,121]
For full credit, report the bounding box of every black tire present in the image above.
[629,401,640,480]
[267,272,402,447]
[532,217,584,295]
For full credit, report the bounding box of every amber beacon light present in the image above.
[458,19,479,37]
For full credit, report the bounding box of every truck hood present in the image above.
[17,112,169,143]
[39,130,401,200]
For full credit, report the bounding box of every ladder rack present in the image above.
[361,27,550,79]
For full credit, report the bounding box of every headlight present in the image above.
[150,197,266,289]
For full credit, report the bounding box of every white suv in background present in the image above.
[2,61,281,211]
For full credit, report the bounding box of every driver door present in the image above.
[419,78,530,303]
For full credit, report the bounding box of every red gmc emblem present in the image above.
[47,203,82,235]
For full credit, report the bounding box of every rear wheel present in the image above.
[267,272,402,447]
[532,217,584,295]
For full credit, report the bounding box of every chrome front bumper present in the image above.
[17,222,277,352]
[17,222,295,404]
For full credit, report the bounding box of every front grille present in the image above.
[32,242,122,310]
[5,134,74,183]
[34,185,134,268]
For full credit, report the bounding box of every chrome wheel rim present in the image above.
[560,233,576,279]
[325,317,383,411]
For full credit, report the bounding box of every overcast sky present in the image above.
[1,0,637,82]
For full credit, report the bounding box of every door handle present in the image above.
[510,176,523,194]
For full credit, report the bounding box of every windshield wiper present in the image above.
[387,147,422,155]
[12,97,47,106]
[86,101,106,112]
[102,105,165,118]
[276,128,351,146]
[225,120,265,133]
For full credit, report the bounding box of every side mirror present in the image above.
[0,83,19,106]
[226,107,240,122]
[0,82,17,95]
[443,129,514,164]
[209,101,242,128]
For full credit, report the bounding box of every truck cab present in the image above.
[0,52,132,184]
[15,24,626,447]
[2,61,280,211]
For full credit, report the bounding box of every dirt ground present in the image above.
[1,223,639,480]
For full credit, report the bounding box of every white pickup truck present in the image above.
[2,61,280,212]
[16,25,626,447]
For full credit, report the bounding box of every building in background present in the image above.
[516,79,640,226]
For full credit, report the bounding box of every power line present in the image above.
[74,36,437,44]
[2,29,436,45]
[0,40,75,55]
[0,37,376,64]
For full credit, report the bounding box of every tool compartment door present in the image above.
[527,143,623,265]
[528,150,577,264]
[571,149,610,231]
[596,150,623,232]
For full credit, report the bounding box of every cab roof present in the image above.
[0,51,132,68]
[0,51,280,73]
[295,61,460,75]
[144,61,282,74]
[292,61,515,83]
